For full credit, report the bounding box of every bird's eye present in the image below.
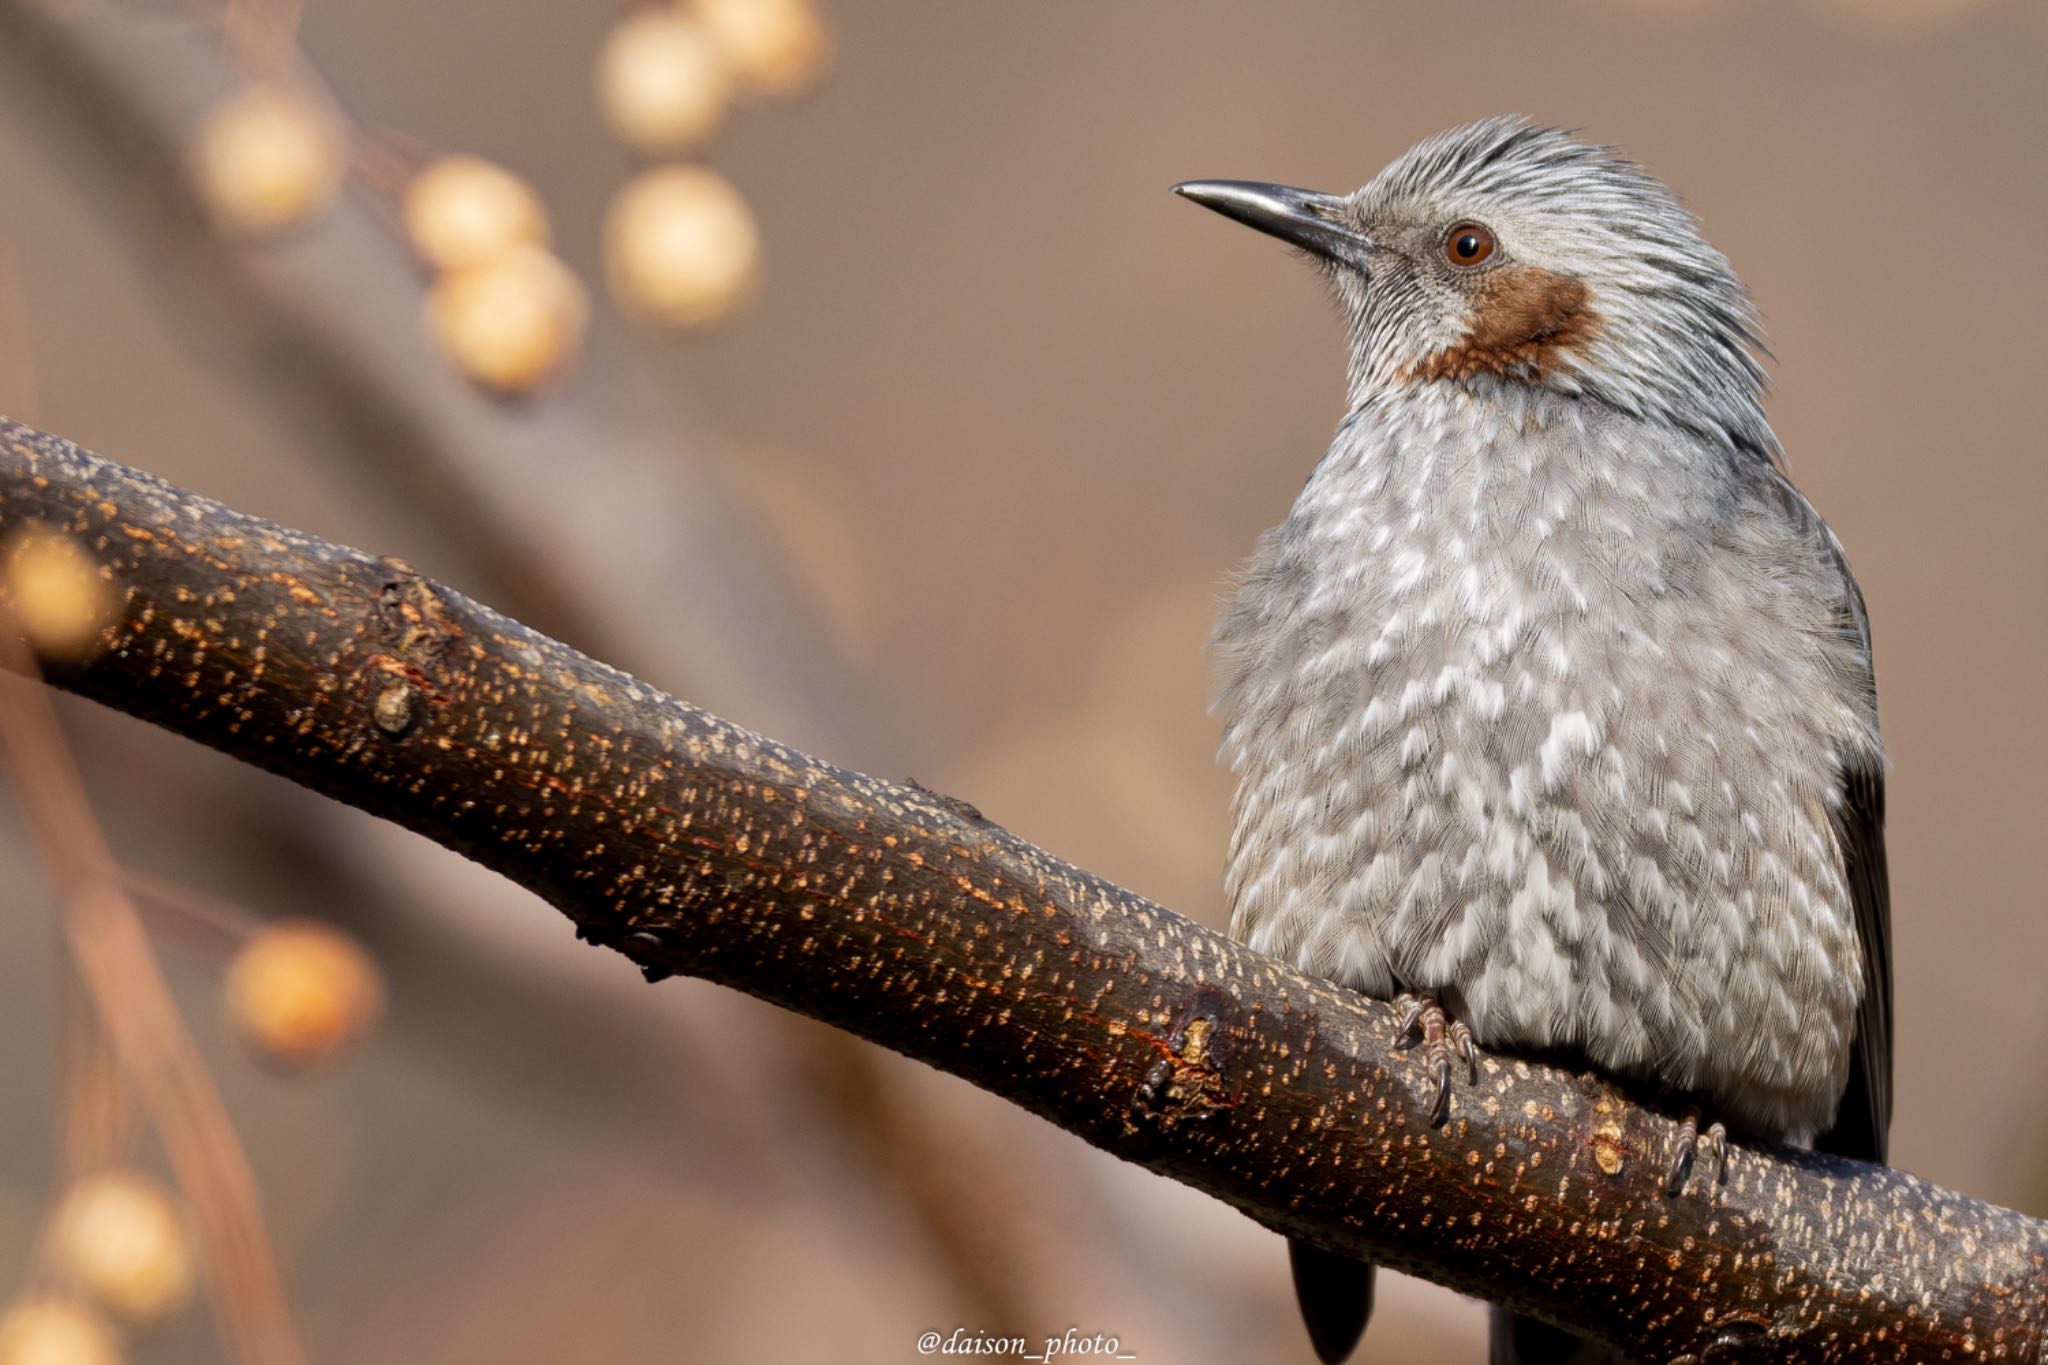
[1444,222,1496,268]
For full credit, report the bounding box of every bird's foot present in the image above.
[1663,1108,1729,1195]
[1393,991,1479,1128]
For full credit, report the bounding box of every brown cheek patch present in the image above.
[1404,265,1602,385]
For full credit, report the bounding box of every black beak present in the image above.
[1172,180,1370,268]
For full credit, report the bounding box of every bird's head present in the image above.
[1176,116,1776,458]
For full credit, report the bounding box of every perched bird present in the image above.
[1177,118,1890,1364]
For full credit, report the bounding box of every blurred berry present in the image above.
[426,244,590,394]
[225,921,385,1070]
[191,84,344,237]
[50,1172,194,1325]
[404,156,551,272]
[605,165,760,330]
[691,0,833,99]
[597,8,734,155]
[2,524,117,661]
[0,1300,121,1365]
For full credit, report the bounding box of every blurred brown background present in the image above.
[1,0,2044,1361]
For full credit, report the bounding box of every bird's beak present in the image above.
[1172,180,1371,268]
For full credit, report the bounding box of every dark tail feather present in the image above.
[1287,1239,1373,1364]
[1489,1309,1637,1364]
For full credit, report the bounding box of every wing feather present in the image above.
[1763,468,1891,1164]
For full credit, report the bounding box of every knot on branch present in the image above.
[904,776,990,828]
[625,925,681,984]
[365,559,461,738]
[1125,985,1238,1141]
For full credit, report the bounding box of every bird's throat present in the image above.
[1402,265,1601,387]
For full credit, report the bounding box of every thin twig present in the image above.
[0,637,307,1363]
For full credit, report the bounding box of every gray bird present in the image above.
[1177,117,1890,1364]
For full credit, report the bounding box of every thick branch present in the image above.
[3,418,2043,1363]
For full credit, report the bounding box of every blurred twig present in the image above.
[7,420,2045,1364]
[0,632,305,1362]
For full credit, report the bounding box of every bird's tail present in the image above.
[1288,1242,1639,1363]
[1488,1309,1638,1365]
[1288,1239,1374,1364]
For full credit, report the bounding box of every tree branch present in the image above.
[3,418,2042,1364]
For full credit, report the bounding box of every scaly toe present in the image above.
[1451,1020,1479,1084]
[1662,1141,1695,1195]
[1663,1111,1701,1195]
[1390,991,1476,1129]
[1704,1122,1729,1185]
[1394,992,1427,1042]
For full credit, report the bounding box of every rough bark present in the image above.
[3,418,2043,1363]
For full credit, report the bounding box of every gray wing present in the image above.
[1764,467,1892,1165]
[1819,747,1890,1164]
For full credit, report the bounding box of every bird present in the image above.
[1175,117,1890,1364]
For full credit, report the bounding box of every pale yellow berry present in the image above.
[191,84,344,236]
[225,921,385,1069]
[2,525,117,660]
[425,245,590,394]
[49,1173,194,1325]
[596,9,734,154]
[690,0,832,99]
[0,1300,121,1365]
[604,165,760,330]
[403,156,550,272]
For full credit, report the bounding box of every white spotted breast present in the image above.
[1214,382,1879,1141]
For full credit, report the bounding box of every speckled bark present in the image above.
[2,418,2042,1363]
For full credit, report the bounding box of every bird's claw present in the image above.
[1394,991,1478,1128]
[1663,1109,1730,1195]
